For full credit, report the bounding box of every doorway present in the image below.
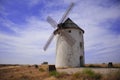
[80,56,84,67]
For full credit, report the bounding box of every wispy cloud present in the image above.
[0,0,120,64]
[27,0,41,7]
[70,0,120,63]
[0,15,56,64]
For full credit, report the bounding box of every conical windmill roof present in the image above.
[62,18,84,33]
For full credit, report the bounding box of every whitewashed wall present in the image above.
[55,28,84,68]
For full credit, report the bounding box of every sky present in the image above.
[0,0,120,64]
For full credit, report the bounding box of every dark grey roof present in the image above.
[62,18,84,33]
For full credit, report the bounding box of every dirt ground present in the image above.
[0,64,120,80]
[57,68,120,74]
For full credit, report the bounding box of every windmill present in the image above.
[43,3,85,68]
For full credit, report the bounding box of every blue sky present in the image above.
[0,0,120,64]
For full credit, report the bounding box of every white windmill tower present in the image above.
[43,3,85,68]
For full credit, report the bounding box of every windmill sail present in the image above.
[43,2,75,51]
[43,33,54,51]
[59,2,74,23]
[47,16,57,29]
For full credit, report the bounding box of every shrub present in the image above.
[39,68,45,72]
[82,68,102,80]
[89,64,95,67]
[49,71,60,77]
[72,71,82,78]
[49,71,69,78]
[88,64,101,68]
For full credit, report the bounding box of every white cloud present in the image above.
[27,0,41,7]
[0,0,120,64]
[0,5,8,17]
[0,16,56,56]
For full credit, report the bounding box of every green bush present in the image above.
[49,71,60,77]
[73,71,82,78]
[49,71,67,77]
[82,68,102,80]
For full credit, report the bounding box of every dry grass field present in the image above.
[0,64,120,80]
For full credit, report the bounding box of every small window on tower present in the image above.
[80,42,82,48]
[68,30,71,33]
[79,31,81,34]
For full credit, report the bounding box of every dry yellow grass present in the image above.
[0,65,49,80]
[85,63,120,68]
[0,64,120,80]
